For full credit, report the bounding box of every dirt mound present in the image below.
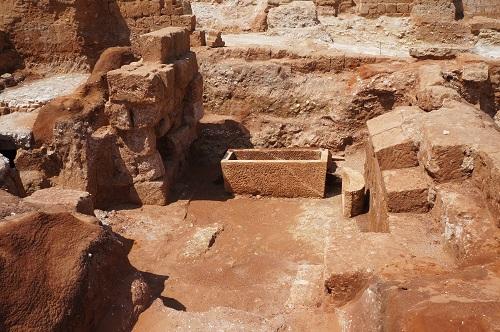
[0,212,162,331]
[33,47,136,144]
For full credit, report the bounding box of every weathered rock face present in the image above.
[267,1,320,29]
[15,28,203,207]
[0,30,20,75]
[0,0,130,70]
[340,263,500,331]
[0,212,160,331]
[196,47,418,154]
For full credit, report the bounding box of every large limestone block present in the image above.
[134,27,190,63]
[382,166,432,213]
[419,103,500,182]
[366,109,405,136]
[418,64,445,88]
[366,107,423,171]
[173,52,198,89]
[416,85,462,111]
[462,62,489,83]
[370,126,419,171]
[118,128,157,156]
[107,62,175,106]
[433,183,500,265]
[23,187,94,215]
[131,180,168,205]
[118,0,162,19]
[341,167,366,218]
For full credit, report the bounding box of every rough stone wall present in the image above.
[463,0,500,18]
[116,0,196,39]
[357,0,415,17]
[16,28,202,208]
[357,0,500,18]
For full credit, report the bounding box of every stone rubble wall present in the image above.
[356,0,414,17]
[356,0,500,18]
[12,28,203,207]
[117,0,197,39]
[79,28,202,206]
[463,0,500,18]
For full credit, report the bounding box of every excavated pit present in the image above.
[1,0,500,331]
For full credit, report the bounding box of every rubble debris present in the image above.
[206,30,225,48]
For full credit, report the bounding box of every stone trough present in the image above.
[221,148,329,198]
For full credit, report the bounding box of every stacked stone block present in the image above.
[357,0,414,17]
[104,27,203,205]
[364,99,500,264]
[364,106,428,231]
[117,0,197,39]
[463,0,500,18]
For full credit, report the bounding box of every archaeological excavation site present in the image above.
[1,0,500,330]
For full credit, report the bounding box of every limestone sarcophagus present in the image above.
[221,148,329,198]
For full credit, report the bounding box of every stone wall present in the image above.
[356,0,414,17]
[117,0,196,39]
[15,28,203,207]
[356,0,500,18]
[463,0,500,18]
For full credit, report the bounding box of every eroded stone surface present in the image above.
[341,166,365,218]
[23,187,94,215]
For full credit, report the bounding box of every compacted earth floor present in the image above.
[97,162,463,331]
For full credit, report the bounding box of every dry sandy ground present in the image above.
[96,163,457,331]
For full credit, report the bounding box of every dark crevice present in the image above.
[453,0,464,20]
[0,149,17,168]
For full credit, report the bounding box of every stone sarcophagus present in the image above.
[221,148,329,198]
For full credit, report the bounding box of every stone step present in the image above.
[381,166,432,213]
[366,107,423,171]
